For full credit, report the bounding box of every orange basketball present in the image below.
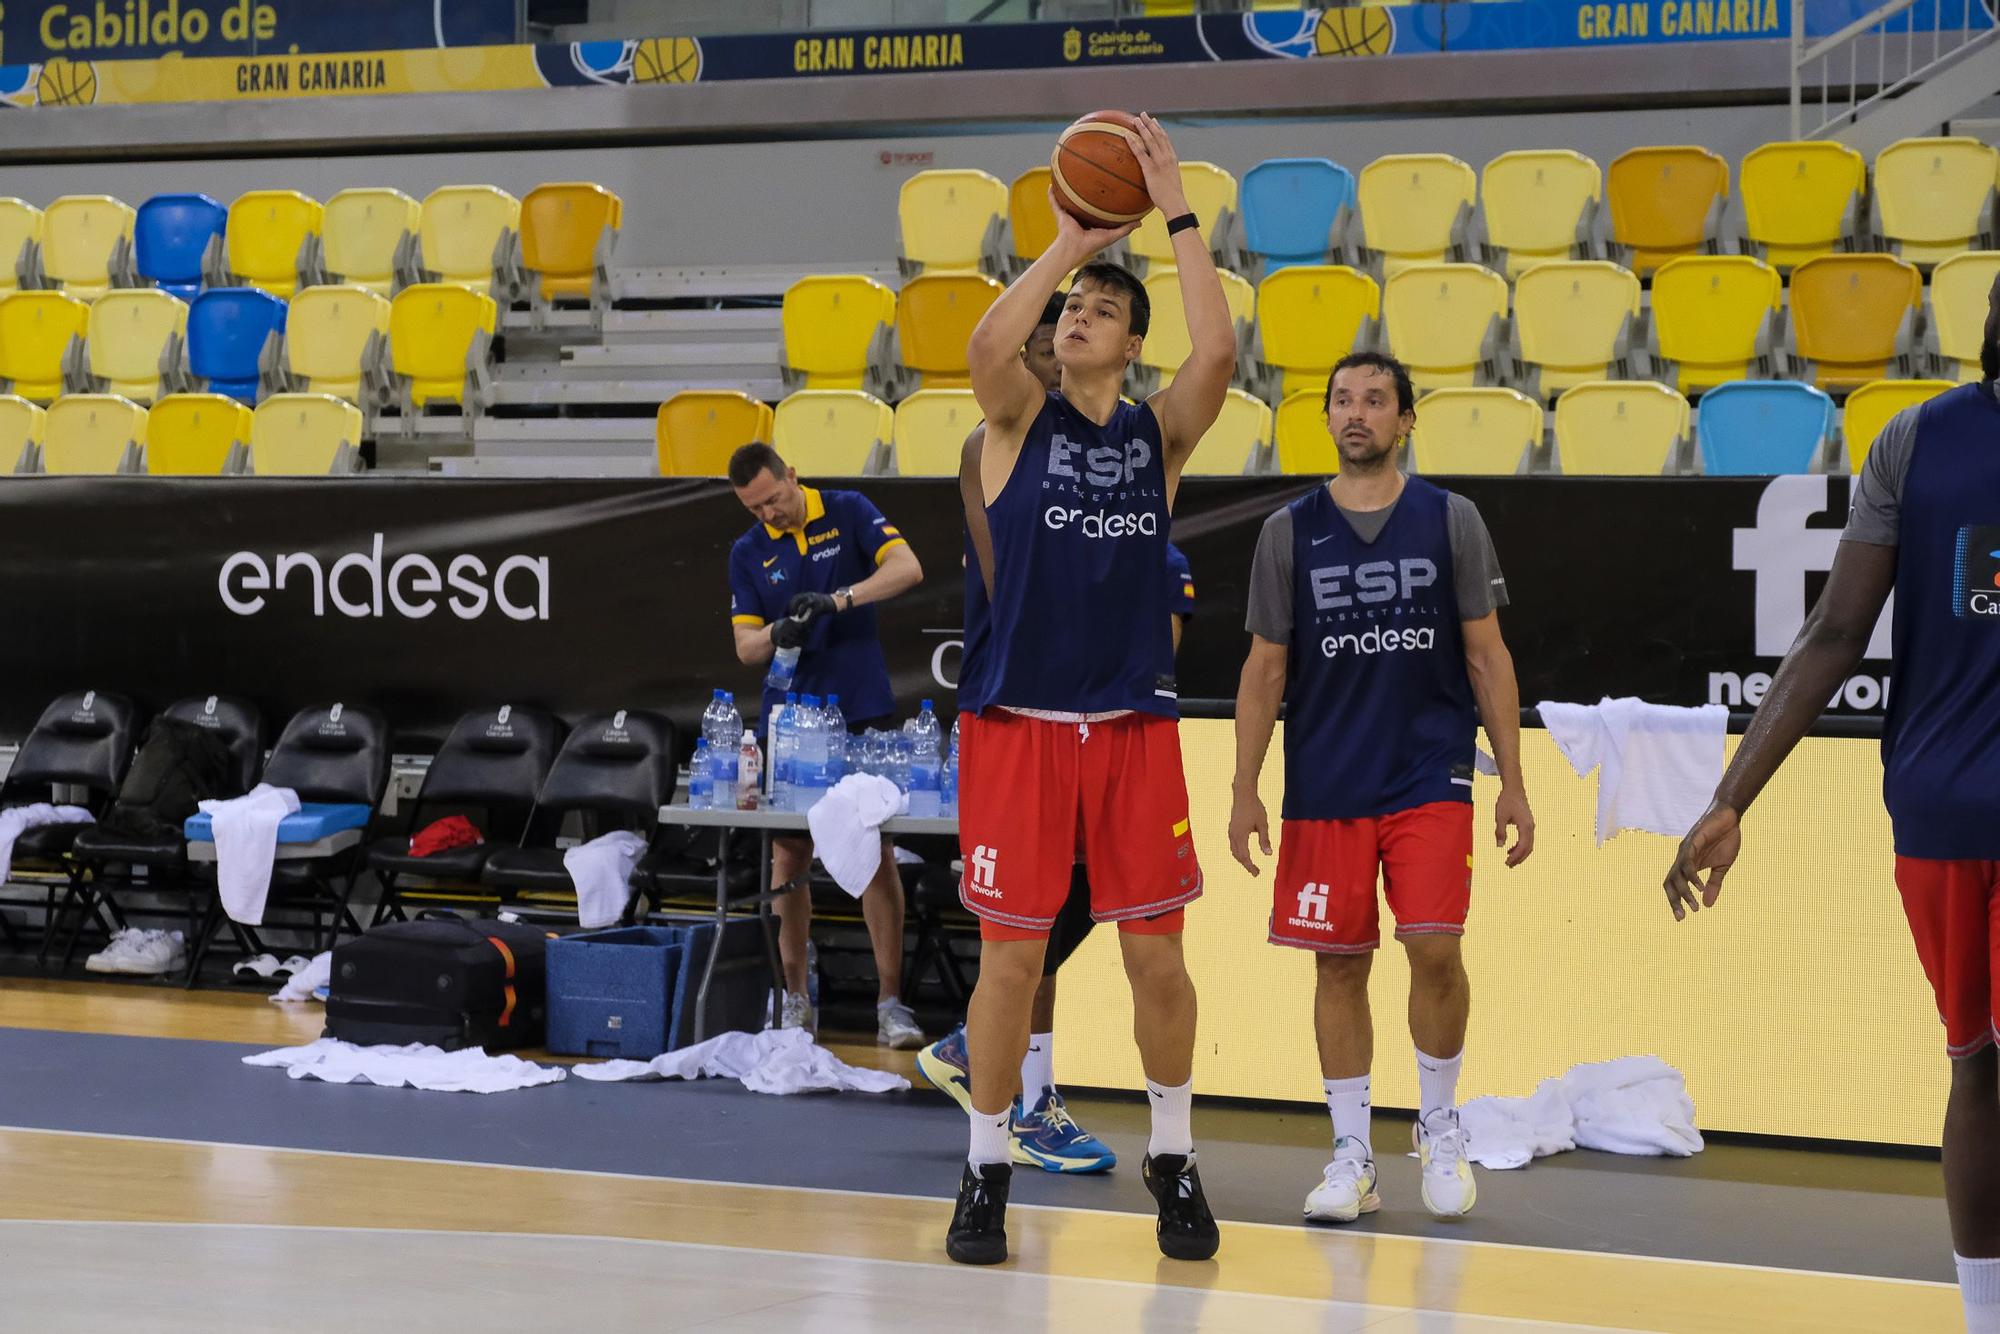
[1050,110,1153,226]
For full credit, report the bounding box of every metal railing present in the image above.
[1791,0,2000,138]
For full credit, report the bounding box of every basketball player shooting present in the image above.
[944,113,1235,1266]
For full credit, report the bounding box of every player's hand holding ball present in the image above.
[1126,112,1189,220]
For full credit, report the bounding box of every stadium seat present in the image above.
[1510,260,1640,398]
[1130,163,1242,270]
[1872,137,1998,268]
[187,287,287,404]
[1409,387,1543,475]
[1737,140,1864,270]
[70,288,188,404]
[1480,150,1602,278]
[891,388,979,477]
[781,274,896,394]
[1008,167,1059,269]
[284,284,391,405]
[1552,380,1690,475]
[656,390,774,477]
[145,393,251,475]
[0,291,91,403]
[1648,255,1783,393]
[0,199,43,295]
[1605,145,1728,275]
[1275,389,1338,474]
[42,394,145,474]
[388,282,496,416]
[1355,154,1477,277]
[1140,266,1255,391]
[250,393,364,474]
[895,272,1003,390]
[0,691,135,880]
[226,190,322,299]
[417,184,520,297]
[1842,378,1954,471]
[1787,253,1922,391]
[1383,263,1509,393]
[773,390,894,475]
[133,193,225,303]
[1926,251,2000,381]
[520,181,621,318]
[1255,264,1380,397]
[322,188,420,297]
[1185,387,1273,475]
[900,169,1008,277]
[1696,380,1834,475]
[1241,157,1355,277]
[43,195,137,300]
[0,394,46,473]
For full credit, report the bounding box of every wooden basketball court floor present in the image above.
[0,979,1961,1333]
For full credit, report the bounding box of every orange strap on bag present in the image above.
[484,935,518,1027]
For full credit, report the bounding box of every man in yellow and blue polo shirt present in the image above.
[726,441,927,1047]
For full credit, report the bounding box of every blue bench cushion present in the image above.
[185,802,372,844]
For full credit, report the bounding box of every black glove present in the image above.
[786,591,840,627]
[770,615,811,651]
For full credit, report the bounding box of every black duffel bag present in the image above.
[325,912,558,1051]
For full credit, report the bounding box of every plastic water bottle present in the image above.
[940,745,957,819]
[771,693,800,812]
[766,621,803,692]
[907,699,943,817]
[822,694,847,786]
[736,730,762,811]
[688,738,713,810]
[712,691,743,811]
[796,694,829,810]
[889,730,912,796]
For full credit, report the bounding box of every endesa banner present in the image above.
[0,475,1888,742]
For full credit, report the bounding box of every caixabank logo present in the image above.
[1955,526,2000,619]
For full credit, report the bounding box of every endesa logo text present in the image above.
[1043,506,1160,538]
[219,534,550,621]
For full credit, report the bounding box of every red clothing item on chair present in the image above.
[409,815,484,858]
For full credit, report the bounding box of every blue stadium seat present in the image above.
[1241,158,1355,277]
[135,193,226,303]
[188,287,287,404]
[1695,380,1834,476]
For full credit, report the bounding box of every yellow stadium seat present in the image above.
[1185,387,1272,475]
[389,282,496,411]
[322,187,420,297]
[1275,389,1338,475]
[0,393,46,472]
[42,195,136,300]
[250,393,364,474]
[43,394,145,473]
[1355,154,1477,277]
[1606,146,1729,275]
[781,274,896,392]
[891,388,980,477]
[418,185,520,297]
[1130,163,1240,269]
[773,390,893,476]
[1553,380,1690,475]
[1842,378,1954,471]
[520,181,621,304]
[1383,263,1509,393]
[1648,255,1783,393]
[0,199,42,294]
[1738,140,1864,270]
[227,190,322,299]
[1410,387,1543,475]
[0,291,91,403]
[77,288,188,404]
[1873,137,1999,268]
[1927,251,2000,382]
[146,393,251,475]
[656,390,774,477]
[286,284,391,404]
[1009,167,1059,266]
[1511,260,1640,398]
[1480,150,1602,279]
[1140,266,1255,389]
[1788,254,1922,391]
[1255,264,1381,396]
[899,170,1008,276]
[896,272,1003,389]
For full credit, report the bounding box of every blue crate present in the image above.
[547,926,684,1059]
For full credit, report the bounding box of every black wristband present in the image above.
[1165,212,1200,237]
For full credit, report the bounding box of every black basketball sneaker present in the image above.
[1142,1153,1220,1261]
[945,1161,1013,1265]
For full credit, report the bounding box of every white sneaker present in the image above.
[1304,1143,1379,1224]
[1415,1109,1476,1218]
[84,927,148,974]
[877,1000,925,1050]
[778,991,816,1035]
[116,930,186,976]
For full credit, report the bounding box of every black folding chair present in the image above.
[0,690,135,954]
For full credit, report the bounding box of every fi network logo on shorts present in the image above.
[1295,882,1330,922]
[1954,526,2000,619]
[966,844,1000,898]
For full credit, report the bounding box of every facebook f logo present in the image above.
[1296,882,1330,922]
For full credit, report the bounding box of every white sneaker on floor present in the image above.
[876,1000,925,1050]
[84,927,149,974]
[114,930,186,976]
[778,991,816,1035]
[1303,1141,1379,1223]
[233,953,282,980]
[1416,1109,1476,1218]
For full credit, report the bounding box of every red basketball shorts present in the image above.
[1269,801,1474,953]
[1893,856,2000,1058]
[957,709,1201,942]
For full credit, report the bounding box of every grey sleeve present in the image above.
[1843,408,1918,547]
[1447,494,1509,621]
[1244,508,1295,644]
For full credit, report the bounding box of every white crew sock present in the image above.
[1146,1077,1195,1158]
[1020,1032,1055,1109]
[1959,1254,2000,1333]
[1416,1046,1463,1120]
[1323,1074,1372,1160]
[968,1104,1012,1168]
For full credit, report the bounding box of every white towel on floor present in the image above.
[563,829,649,929]
[1537,698,1727,845]
[243,1037,566,1093]
[267,950,332,1004]
[0,802,93,883]
[572,1027,910,1095]
[806,774,906,897]
[1458,1055,1703,1170]
[200,784,301,925]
